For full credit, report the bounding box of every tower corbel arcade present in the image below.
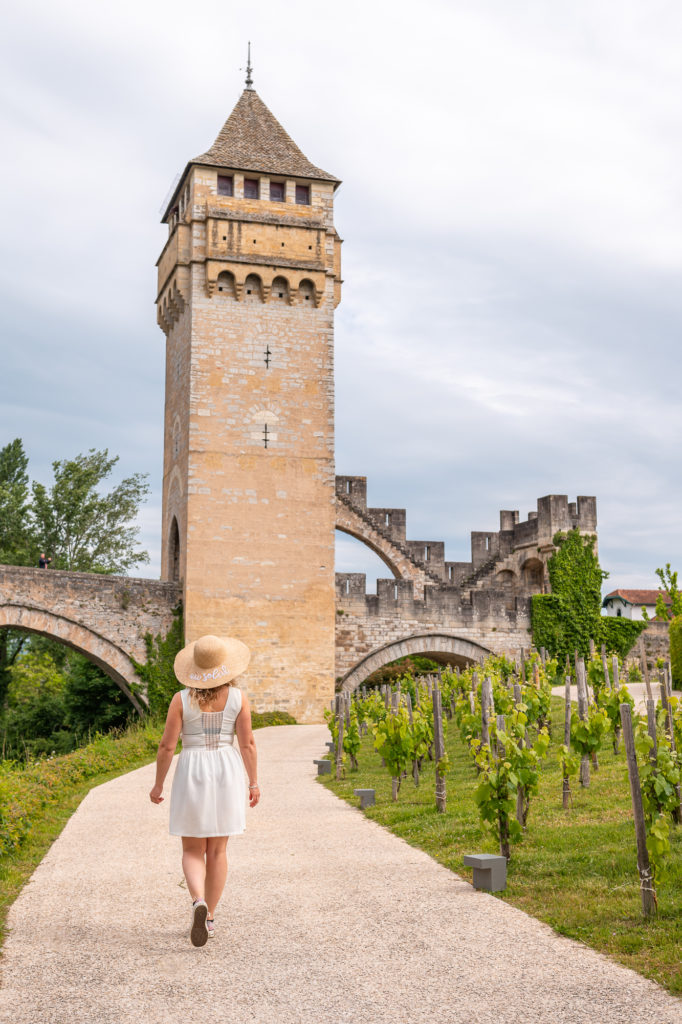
[157,72,342,722]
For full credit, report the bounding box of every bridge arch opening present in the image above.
[339,633,494,693]
[335,526,400,578]
[0,605,146,714]
[335,529,398,594]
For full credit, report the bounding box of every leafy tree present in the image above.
[31,449,149,573]
[1,649,71,759]
[0,439,34,565]
[62,655,135,735]
[643,565,682,622]
[7,649,68,708]
[670,616,682,689]
[0,442,150,733]
[0,632,29,710]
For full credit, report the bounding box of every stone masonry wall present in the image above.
[335,577,532,682]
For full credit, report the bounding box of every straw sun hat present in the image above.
[174,634,251,689]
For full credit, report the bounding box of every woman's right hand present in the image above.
[149,784,164,804]
[249,785,260,808]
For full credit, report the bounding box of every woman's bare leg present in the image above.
[181,837,207,901]
[205,837,228,917]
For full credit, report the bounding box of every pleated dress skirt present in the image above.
[169,686,247,838]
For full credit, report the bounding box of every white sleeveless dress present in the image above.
[169,687,247,838]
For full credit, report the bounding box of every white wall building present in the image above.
[602,589,670,621]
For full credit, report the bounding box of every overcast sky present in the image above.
[1,0,680,593]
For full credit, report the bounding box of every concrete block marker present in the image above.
[325,741,335,752]
[463,853,507,892]
[313,759,332,775]
[354,788,375,808]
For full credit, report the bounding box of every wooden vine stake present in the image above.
[639,638,653,701]
[481,676,494,749]
[496,714,511,859]
[659,681,682,824]
[513,682,527,825]
[646,699,657,765]
[610,655,621,753]
[576,660,590,787]
[563,675,572,810]
[432,684,446,813]
[620,703,657,917]
[335,695,344,781]
[388,696,399,801]
[601,645,609,690]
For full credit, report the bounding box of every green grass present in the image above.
[320,698,682,996]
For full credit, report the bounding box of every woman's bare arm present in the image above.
[235,691,260,807]
[149,691,183,803]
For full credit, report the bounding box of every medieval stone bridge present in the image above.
[0,566,181,713]
[0,478,597,712]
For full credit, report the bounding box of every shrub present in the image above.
[601,617,647,660]
[131,604,184,716]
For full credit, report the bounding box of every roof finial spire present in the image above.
[245,41,254,90]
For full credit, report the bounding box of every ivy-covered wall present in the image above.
[531,529,646,662]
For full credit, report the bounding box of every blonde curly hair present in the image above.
[188,681,233,709]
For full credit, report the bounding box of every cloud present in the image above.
[1,0,680,595]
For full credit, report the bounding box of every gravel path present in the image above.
[550,681,679,712]
[0,724,680,1024]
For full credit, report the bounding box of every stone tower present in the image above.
[156,77,342,722]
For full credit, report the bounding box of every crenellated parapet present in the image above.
[335,476,597,605]
[335,571,530,622]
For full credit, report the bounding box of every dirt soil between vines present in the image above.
[0,724,680,1024]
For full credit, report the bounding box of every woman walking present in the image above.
[149,634,260,946]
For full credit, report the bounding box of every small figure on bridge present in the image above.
[38,553,52,568]
[149,633,259,947]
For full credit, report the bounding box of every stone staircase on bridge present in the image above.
[335,479,598,606]
[335,476,446,587]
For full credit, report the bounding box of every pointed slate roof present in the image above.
[193,89,339,184]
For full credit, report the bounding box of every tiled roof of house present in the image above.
[603,589,671,606]
[193,89,339,184]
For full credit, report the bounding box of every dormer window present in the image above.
[295,184,310,205]
[217,175,233,196]
[270,181,285,202]
[244,178,260,199]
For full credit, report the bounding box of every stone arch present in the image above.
[521,558,545,594]
[168,516,180,582]
[335,500,430,597]
[0,605,146,713]
[244,273,263,303]
[270,275,289,304]
[339,633,493,692]
[216,270,236,298]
